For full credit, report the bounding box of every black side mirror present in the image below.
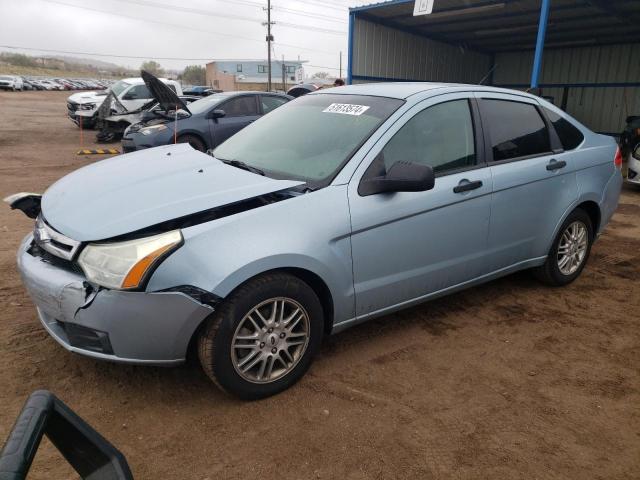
[207,109,226,120]
[359,161,435,196]
[0,390,133,480]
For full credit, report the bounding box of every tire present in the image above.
[533,208,594,286]
[177,134,206,152]
[198,272,324,400]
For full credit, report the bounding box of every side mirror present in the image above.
[207,109,226,120]
[359,161,435,197]
[0,390,133,480]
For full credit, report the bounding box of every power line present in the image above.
[38,0,340,55]
[46,0,346,36]
[108,0,347,26]
[0,45,343,71]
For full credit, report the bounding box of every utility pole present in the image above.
[339,51,342,80]
[282,54,286,92]
[263,0,274,91]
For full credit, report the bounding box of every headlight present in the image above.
[80,103,96,110]
[78,230,182,290]
[140,124,168,136]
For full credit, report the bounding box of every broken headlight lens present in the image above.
[139,124,168,136]
[78,230,182,290]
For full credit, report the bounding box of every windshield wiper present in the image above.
[219,159,265,176]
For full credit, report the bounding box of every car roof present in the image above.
[120,77,177,85]
[314,82,539,101]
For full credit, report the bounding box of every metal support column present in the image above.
[530,0,551,89]
[347,11,355,85]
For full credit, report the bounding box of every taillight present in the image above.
[614,146,623,169]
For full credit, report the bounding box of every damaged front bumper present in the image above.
[17,234,214,365]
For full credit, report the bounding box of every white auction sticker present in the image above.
[323,103,370,116]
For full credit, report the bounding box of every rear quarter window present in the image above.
[544,107,584,150]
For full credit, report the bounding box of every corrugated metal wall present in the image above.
[352,17,491,84]
[494,44,640,133]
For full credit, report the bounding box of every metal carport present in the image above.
[347,0,640,134]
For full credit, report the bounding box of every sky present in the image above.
[0,0,373,77]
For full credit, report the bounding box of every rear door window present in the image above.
[481,99,551,161]
[125,84,151,99]
[261,95,289,114]
[543,107,584,150]
[222,96,259,117]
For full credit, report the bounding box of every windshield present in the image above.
[187,93,233,115]
[213,94,403,185]
[110,80,130,96]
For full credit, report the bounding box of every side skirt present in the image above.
[331,256,547,334]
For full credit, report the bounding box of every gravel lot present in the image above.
[1,91,639,479]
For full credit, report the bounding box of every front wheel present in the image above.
[198,272,324,400]
[177,134,206,152]
[534,208,593,286]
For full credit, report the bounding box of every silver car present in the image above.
[9,83,622,399]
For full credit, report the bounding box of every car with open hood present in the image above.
[67,74,182,129]
[8,83,622,400]
[121,77,292,153]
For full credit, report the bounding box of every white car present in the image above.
[0,75,24,91]
[627,144,640,185]
[67,77,183,128]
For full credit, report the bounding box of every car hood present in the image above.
[141,70,189,114]
[68,91,107,104]
[41,144,304,241]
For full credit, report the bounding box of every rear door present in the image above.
[349,93,492,318]
[476,93,578,270]
[211,95,261,147]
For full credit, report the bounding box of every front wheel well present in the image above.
[279,267,334,335]
[575,201,601,234]
[176,132,207,150]
[186,267,335,362]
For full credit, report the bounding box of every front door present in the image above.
[211,95,261,147]
[349,94,492,319]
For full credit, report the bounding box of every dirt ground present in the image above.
[0,91,639,479]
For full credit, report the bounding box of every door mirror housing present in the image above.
[121,93,136,100]
[207,109,226,120]
[359,161,435,197]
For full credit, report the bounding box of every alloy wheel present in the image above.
[231,297,310,384]
[557,220,588,276]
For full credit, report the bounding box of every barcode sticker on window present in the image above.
[323,103,370,116]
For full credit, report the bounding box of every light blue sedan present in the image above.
[8,83,622,399]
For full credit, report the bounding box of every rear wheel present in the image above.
[534,208,593,286]
[198,272,323,400]
[177,134,206,152]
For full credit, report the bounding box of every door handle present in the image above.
[546,159,567,171]
[453,180,483,193]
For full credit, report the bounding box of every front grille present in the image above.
[34,216,81,260]
[28,242,84,276]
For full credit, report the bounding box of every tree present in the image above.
[140,60,165,76]
[312,71,330,79]
[182,65,206,86]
